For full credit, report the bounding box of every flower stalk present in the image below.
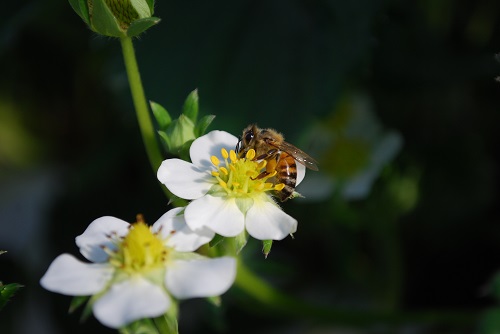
[120,36,162,172]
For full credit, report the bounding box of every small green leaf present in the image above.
[0,283,22,310]
[123,318,160,334]
[209,234,225,248]
[234,231,248,254]
[91,0,125,37]
[178,139,194,161]
[69,295,90,314]
[127,17,161,37]
[182,89,199,123]
[262,240,273,258]
[195,114,216,137]
[68,0,90,24]
[150,101,172,130]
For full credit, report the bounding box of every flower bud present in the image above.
[69,0,160,37]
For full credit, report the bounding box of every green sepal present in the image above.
[158,131,171,151]
[121,318,160,334]
[127,17,161,37]
[68,295,90,314]
[209,234,225,248]
[195,114,216,137]
[0,283,22,310]
[79,296,94,322]
[165,115,196,154]
[262,240,273,258]
[234,230,248,254]
[206,295,222,307]
[145,0,155,14]
[150,101,172,131]
[68,0,90,24]
[130,0,152,19]
[154,303,179,334]
[182,89,199,124]
[91,0,125,37]
[178,139,194,161]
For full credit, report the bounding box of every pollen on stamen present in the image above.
[245,149,256,160]
[219,180,228,188]
[229,150,238,162]
[221,148,229,159]
[211,171,220,177]
[274,183,286,191]
[210,156,220,166]
[257,160,267,169]
[219,167,229,175]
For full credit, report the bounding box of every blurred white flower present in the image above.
[157,130,303,240]
[40,208,235,329]
[299,94,403,201]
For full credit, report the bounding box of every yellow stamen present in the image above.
[211,171,220,177]
[221,148,229,159]
[245,149,256,160]
[220,167,229,175]
[229,150,238,163]
[257,160,267,169]
[210,156,220,166]
[219,180,228,188]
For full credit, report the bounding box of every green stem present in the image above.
[235,259,478,329]
[120,36,163,173]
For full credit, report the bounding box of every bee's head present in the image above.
[235,124,256,154]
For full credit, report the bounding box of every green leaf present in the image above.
[68,0,90,24]
[0,283,22,310]
[122,318,160,334]
[209,234,225,248]
[262,240,273,258]
[127,17,161,37]
[194,114,216,137]
[91,0,125,37]
[182,89,199,123]
[150,101,171,130]
[69,295,90,314]
[206,295,221,307]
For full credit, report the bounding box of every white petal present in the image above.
[40,254,113,295]
[93,277,170,329]
[166,257,236,299]
[157,159,214,200]
[189,131,239,169]
[245,200,297,240]
[295,160,306,186]
[75,216,131,263]
[184,195,245,237]
[152,207,215,252]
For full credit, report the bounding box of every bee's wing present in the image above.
[277,141,319,171]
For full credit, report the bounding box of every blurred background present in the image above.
[1,0,500,333]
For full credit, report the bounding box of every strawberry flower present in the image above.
[40,208,235,329]
[157,131,305,241]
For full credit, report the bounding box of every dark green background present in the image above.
[1,0,500,333]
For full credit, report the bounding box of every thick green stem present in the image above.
[120,36,163,173]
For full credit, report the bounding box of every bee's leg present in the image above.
[251,157,278,180]
[254,149,278,161]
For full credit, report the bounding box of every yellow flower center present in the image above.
[209,148,284,198]
[109,217,168,274]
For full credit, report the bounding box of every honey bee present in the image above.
[235,124,318,201]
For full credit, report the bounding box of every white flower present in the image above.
[157,130,305,241]
[40,208,236,329]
